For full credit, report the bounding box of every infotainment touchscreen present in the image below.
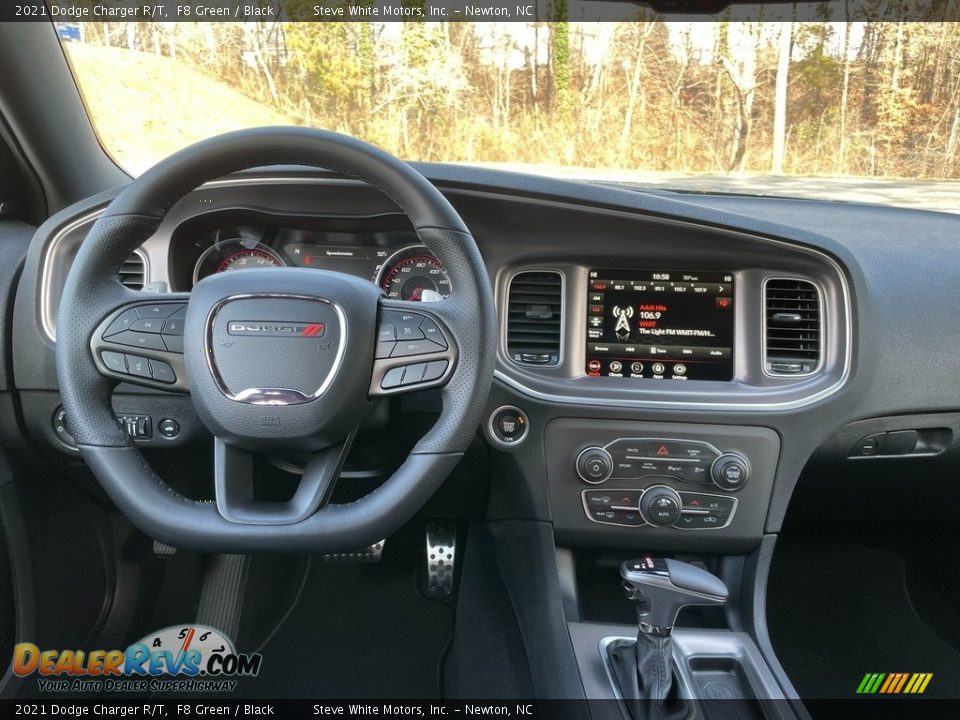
[585,269,734,381]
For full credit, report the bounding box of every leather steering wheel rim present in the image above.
[55,127,496,553]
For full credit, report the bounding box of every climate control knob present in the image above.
[576,447,613,484]
[711,453,750,492]
[639,485,683,526]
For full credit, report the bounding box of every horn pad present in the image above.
[183,268,382,451]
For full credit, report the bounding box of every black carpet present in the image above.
[768,536,960,701]
[235,544,454,699]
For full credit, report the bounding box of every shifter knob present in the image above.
[621,556,728,634]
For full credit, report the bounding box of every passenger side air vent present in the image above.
[118,252,146,290]
[765,278,821,375]
[506,271,562,366]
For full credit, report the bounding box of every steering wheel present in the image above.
[55,128,496,553]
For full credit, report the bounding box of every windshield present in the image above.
[60,19,960,213]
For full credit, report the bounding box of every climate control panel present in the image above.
[575,438,750,492]
[583,486,737,529]
[545,419,780,551]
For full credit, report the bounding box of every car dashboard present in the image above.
[13,164,960,557]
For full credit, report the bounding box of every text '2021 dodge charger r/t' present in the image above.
[0,5,958,719]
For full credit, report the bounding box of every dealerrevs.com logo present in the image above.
[13,625,262,694]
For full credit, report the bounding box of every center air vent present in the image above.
[765,278,821,375]
[118,251,146,290]
[506,271,562,366]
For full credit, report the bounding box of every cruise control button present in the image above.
[149,359,176,384]
[422,360,448,381]
[384,310,423,329]
[391,339,446,357]
[109,330,167,351]
[103,309,140,337]
[126,355,152,379]
[377,324,397,342]
[166,305,187,320]
[394,324,424,341]
[162,335,184,353]
[375,340,396,359]
[400,363,426,385]
[381,366,406,389]
[100,351,127,374]
[130,318,164,334]
[418,318,447,348]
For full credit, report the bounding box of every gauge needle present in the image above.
[409,288,424,301]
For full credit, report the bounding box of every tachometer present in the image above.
[193,238,284,284]
[376,246,451,302]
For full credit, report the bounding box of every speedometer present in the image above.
[376,246,452,302]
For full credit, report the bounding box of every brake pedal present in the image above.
[425,522,458,597]
[320,540,386,563]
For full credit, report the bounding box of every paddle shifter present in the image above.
[608,556,728,719]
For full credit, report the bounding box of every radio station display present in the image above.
[585,269,734,381]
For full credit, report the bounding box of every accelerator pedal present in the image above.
[196,554,250,640]
[425,522,458,598]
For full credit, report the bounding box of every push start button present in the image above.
[489,405,530,447]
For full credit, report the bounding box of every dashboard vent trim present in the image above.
[506,270,563,367]
[118,251,147,290]
[763,277,822,377]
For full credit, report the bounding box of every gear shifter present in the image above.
[608,556,728,720]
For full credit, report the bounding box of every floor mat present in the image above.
[768,536,960,700]
[236,547,454,699]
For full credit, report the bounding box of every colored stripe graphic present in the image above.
[857,672,932,694]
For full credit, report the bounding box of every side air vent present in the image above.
[118,251,146,290]
[765,278,821,375]
[506,271,562,366]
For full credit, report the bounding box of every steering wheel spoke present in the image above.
[91,294,191,392]
[214,435,353,525]
[369,299,457,397]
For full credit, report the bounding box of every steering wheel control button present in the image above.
[381,366,406,389]
[130,318,164,333]
[401,363,427,385]
[162,335,184,353]
[711,453,750,491]
[418,318,447,348]
[136,304,181,319]
[103,309,140,337]
[489,406,529,446]
[422,360,448,382]
[377,324,397,342]
[100,351,127,374]
[158,419,180,438]
[127,355,152,379]
[639,486,683,526]
[375,340,396,359]
[109,330,167,351]
[391,338,445,357]
[576,447,614,484]
[52,406,77,449]
[149,359,177,384]
[161,318,184,337]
